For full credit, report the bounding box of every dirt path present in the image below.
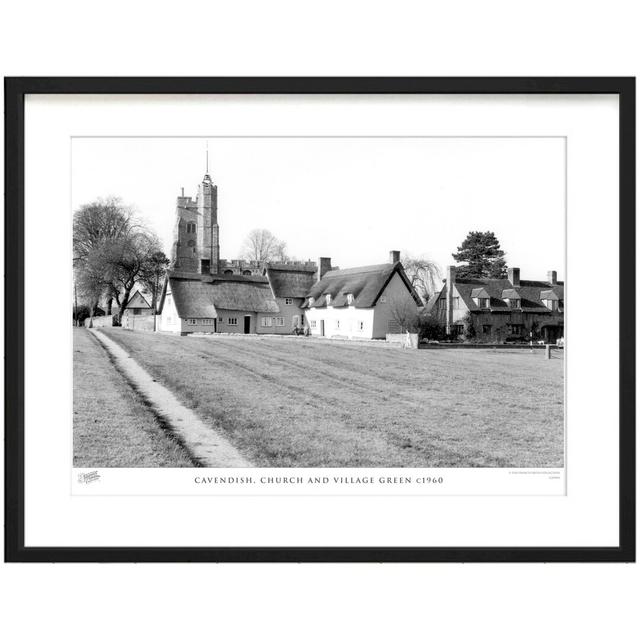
[91,329,252,467]
[73,328,193,467]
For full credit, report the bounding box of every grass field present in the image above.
[99,329,564,468]
[73,328,194,467]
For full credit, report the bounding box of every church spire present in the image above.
[203,141,212,183]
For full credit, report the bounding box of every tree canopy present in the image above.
[240,228,289,263]
[73,198,165,323]
[401,254,441,302]
[451,231,507,279]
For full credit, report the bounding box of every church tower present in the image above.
[171,170,220,275]
[197,172,220,275]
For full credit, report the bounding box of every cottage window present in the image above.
[187,318,198,325]
[326,294,332,305]
[452,325,464,336]
[261,317,273,328]
[335,319,340,329]
[275,317,285,327]
[358,321,365,331]
[511,325,523,335]
[310,320,317,329]
[346,294,354,305]
[507,298,521,309]
[285,298,293,305]
[201,318,214,325]
[228,317,238,326]
[482,324,491,334]
[544,299,559,312]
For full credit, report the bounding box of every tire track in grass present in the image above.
[186,339,502,466]
[104,331,563,467]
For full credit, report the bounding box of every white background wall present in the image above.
[1,3,639,640]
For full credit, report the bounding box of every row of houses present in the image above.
[157,250,423,340]
[115,171,565,343]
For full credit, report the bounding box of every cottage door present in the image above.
[320,319,325,337]
[243,316,251,334]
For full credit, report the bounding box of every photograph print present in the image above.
[72,136,565,471]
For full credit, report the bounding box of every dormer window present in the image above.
[544,299,559,311]
[346,293,354,305]
[471,287,490,309]
[326,294,332,306]
[501,288,522,310]
[540,290,561,312]
[308,297,315,306]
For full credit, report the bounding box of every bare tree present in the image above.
[388,295,420,334]
[139,250,171,327]
[240,229,289,263]
[73,197,134,261]
[401,254,441,302]
[73,198,163,320]
[75,243,110,328]
[105,231,163,315]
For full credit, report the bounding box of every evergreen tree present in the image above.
[452,231,507,278]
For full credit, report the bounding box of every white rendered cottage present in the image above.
[302,251,423,340]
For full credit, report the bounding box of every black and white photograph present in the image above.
[5,77,632,565]
[2,3,639,638]
[72,136,565,471]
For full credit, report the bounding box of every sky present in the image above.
[71,137,565,282]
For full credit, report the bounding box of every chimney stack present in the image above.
[446,265,456,287]
[318,257,332,282]
[445,265,456,335]
[547,270,557,285]
[507,267,520,286]
[389,250,400,264]
[181,187,184,197]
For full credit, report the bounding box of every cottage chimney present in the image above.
[547,270,557,285]
[181,187,184,197]
[389,250,400,264]
[445,265,456,335]
[507,267,520,286]
[317,257,332,282]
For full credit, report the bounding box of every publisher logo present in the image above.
[78,470,101,484]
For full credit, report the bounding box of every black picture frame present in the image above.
[4,77,635,563]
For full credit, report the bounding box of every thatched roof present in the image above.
[303,262,422,309]
[266,264,317,298]
[166,272,280,318]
